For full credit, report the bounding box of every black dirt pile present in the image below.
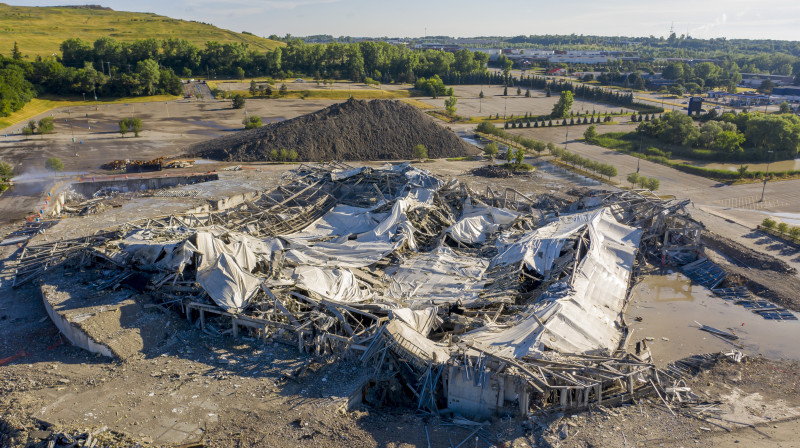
[189,99,478,162]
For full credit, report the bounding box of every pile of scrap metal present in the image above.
[14,162,701,417]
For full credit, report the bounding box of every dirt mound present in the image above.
[189,99,478,162]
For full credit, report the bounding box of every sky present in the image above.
[9,0,800,41]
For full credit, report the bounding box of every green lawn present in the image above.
[0,4,283,60]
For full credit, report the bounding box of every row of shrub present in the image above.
[548,146,618,180]
[504,115,614,129]
[476,121,547,152]
[761,218,800,243]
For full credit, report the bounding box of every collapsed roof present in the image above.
[23,162,704,416]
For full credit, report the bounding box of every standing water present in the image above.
[625,272,800,365]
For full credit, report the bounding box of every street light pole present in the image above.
[760,150,774,202]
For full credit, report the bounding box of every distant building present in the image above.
[546,68,567,76]
[739,73,795,88]
[772,86,800,101]
[706,91,770,107]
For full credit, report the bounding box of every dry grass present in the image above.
[0,95,180,129]
[399,99,436,110]
[222,89,413,100]
[0,4,283,59]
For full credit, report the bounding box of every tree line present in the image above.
[637,111,800,160]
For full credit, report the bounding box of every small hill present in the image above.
[0,4,283,59]
[189,99,479,162]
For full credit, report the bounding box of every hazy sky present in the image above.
[10,0,800,41]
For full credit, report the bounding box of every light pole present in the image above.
[760,150,774,203]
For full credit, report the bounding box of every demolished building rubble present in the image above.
[16,162,734,418]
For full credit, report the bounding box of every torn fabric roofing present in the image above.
[461,207,642,357]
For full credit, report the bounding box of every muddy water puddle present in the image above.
[625,272,800,365]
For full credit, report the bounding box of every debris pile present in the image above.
[15,162,739,418]
[189,99,478,162]
[469,164,526,178]
[100,158,164,172]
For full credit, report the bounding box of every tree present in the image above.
[646,177,660,191]
[789,227,800,242]
[761,218,777,230]
[479,90,484,99]
[779,102,792,114]
[627,172,640,187]
[444,95,458,116]
[129,117,143,137]
[22,121,35,138]
[737,165,749,177]
[265,84,273,97]
[119,117,143,137]
[484,142,498,160]
[506,147,514,163]
[243,115,262,129]
[551,90,574,118]
[37,117,55,135]
[136,59,161,95]
[249,80,258,96]
[11,41,22,60]
[662,62,684,80]
[515,148,525,165]
[583,125,598,142]
[412,144,428,160]
[0,161,13,179]
[516,87,522,96]
[232,94,246,109]
[503,86,508,96]
[758,79,775,94]
[777,222,789,234]
[712,130,746,154]
[45,157,63,173]
[279,84,289,96]
[525,89,531,98]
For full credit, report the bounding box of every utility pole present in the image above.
[760,150,774,202]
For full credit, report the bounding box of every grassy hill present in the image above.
[0,4,283,59]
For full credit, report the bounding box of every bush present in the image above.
[777,222,789,234]
[38,117,55,134]
[45,157,63,172]
[232,94,246,109]
[761,218,777,230]
[0,161,13,178]
[483,142,498,159]
[413,144,428,160]
[583,125,598,143]
[243,115,263,129]
[119,117,143,137]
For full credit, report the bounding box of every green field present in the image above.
[0,4,283,59]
